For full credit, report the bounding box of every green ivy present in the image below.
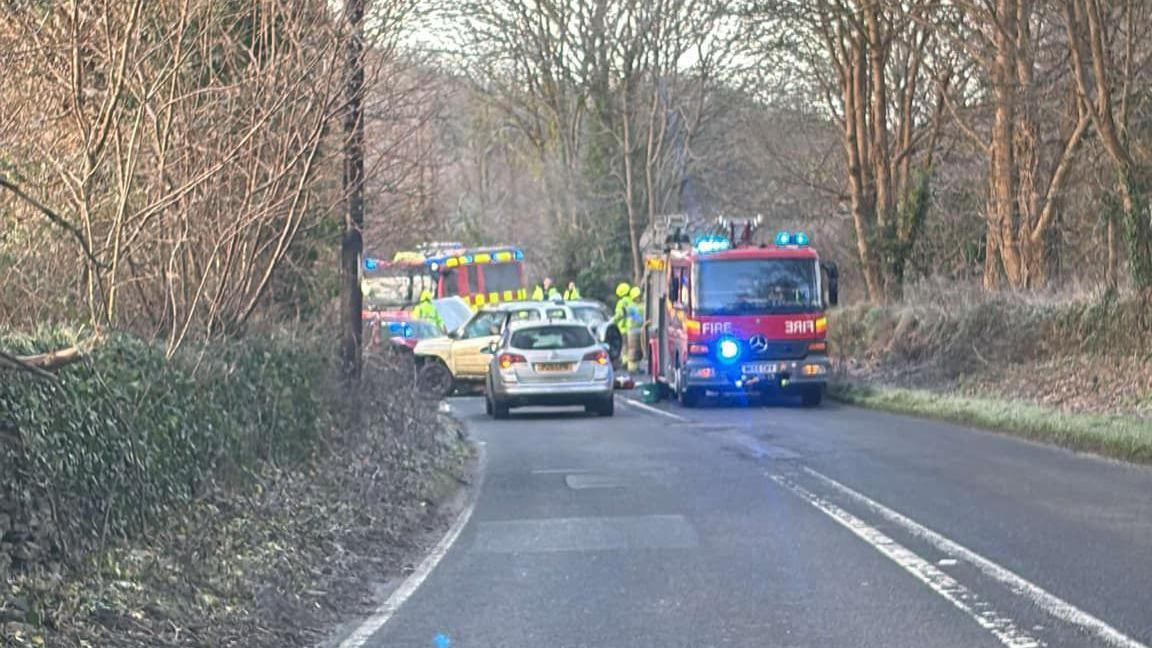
[0,329,332,558]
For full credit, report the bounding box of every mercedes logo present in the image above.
[749,335,769,353]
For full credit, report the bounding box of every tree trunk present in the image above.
[842,38,883,302]
[987,0,1024,289]
[621,91,643,285]
[1106,214,1119,290]
[340,0,365,385]
[1118,171,1152,290]
[983,174,1004,290]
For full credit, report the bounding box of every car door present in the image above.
[452,310,506,378]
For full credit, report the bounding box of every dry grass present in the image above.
[833,289,1152,375]
[829,286,1152,463]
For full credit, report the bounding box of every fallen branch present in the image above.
[0,349,60,380]
[18,345,85,370]
[0,335,101,377]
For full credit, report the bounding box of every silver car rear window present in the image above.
[571,306,606,325]
[511,326,595,350]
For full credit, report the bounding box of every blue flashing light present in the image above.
[363,257,379,271]
[694,235,732,254]
[717,337,741,364]
[513,249,524,260]
[463,255,474,264]
[775,231,811,246]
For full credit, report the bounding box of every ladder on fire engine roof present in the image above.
[642,214,765,253]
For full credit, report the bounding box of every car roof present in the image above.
[481,301,574,314]
[507,300,571,309]
[507,320,593,333]
[474,301,561,312]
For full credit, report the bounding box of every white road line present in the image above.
[616,395,689,422]
[338,447,486,648]
[771,475,1044,648]
[530,468,592,475]
[801,467,1148,648]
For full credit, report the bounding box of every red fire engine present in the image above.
[362,242,528,309]
[642,218,839,407]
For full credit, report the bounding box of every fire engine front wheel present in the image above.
[675,371,702,408]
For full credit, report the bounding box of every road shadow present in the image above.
[502,408,599,421]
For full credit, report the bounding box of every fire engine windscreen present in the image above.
[695,259,821,315]
[362,272,435,308]
[483,263,521,293]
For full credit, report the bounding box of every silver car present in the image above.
[484,322,615,419]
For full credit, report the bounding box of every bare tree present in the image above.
[0,0,346,349]
[1062,0,1152,290]
[440,0,742,288]
[936,0,1090,290]
[756,0,945,302]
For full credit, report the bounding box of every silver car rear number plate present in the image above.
[535,362,576,373]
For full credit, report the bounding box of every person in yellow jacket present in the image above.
[614,282,633,333]
[411,290,443,330]
[563,281,581,300]
[532,277,561,301]
[627,286,644,326]
[625,285,645,370]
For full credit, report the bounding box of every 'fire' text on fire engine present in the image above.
[785,320,816,335]
[701,321,733,335]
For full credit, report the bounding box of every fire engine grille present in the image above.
[746,341,809,360]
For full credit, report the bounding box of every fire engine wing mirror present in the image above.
[822,262,840,307]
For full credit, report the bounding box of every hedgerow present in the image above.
[829,289,1152,379]
[0,329,330,563]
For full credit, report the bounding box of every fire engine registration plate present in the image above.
[535,362,575,373]
[741,362,779,376]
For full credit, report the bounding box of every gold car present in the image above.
[414,302,575,396]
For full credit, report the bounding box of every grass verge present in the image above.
[829,382,1152,464]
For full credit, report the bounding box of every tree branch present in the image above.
[0,174,107,270]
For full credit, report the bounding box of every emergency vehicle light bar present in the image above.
[774,231,810,247]
[693,235,732,254]
[429,247,525,269]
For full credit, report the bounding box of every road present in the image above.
[342,394,1152,648]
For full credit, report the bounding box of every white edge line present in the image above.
[801,466,1148,648]
[531,468,592,475]
[771,475,1043,648]
[616,395,689,422]
[338,445,487,648]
